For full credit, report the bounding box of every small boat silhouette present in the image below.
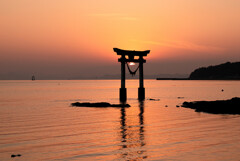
[32,75,35,81]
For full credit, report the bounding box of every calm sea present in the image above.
[0,80,240,161]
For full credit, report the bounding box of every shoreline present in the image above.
[156,78,240,80]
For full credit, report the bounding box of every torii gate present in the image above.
[113,48,150,102]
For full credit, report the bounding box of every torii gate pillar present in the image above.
[138,56,145,101]
[120,57,127,102]
[113,48,150,102]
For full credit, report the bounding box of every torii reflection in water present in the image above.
[118,101,147,160]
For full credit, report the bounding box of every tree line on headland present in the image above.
[189,62,240,80]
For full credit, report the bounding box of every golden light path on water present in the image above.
[0,80,240,160]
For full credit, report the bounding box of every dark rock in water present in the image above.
[176,105,180,107]
[71,102,130,108]
[177,97,184,99]
[148,98,160,101]
[182,97,240,114]
[11,154,21,158]
[165,105,168,107]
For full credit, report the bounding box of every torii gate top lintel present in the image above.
[114,48,150,63]
[113,48,150,57]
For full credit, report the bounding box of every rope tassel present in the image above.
[126,63,139,76]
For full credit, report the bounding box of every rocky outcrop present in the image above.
[182,97,240,114]
[11,154,21,158]
[71,102,130,108]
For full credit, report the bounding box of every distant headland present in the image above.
[189,62,240,80]
[157,62,240,80]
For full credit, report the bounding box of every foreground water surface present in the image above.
[0,80,240,161]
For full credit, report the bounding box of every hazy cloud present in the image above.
[91,13,138,21]
[131,39,225,53]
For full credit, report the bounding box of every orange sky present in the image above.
[0,0,240,79]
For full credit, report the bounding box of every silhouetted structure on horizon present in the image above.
[114,48,150,102]
[32,75,35,81]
